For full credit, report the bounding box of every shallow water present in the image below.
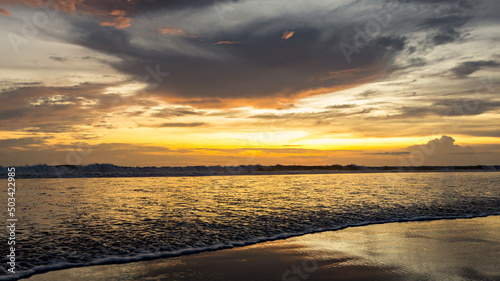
[1,172,500,279]
[25,216,500,281]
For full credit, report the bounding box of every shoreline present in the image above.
[22,215,500,281]
[6,214,499,281]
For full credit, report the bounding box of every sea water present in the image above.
[1,172,499,279]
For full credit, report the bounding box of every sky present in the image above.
[0,0,499,167]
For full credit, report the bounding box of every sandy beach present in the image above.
[23,216,499,281]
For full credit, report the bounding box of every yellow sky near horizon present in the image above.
[0,0,500,166]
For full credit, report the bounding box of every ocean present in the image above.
[2,172,500,280]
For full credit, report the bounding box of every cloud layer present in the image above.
[0,0,499,166]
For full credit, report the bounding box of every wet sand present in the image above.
[24,216,499,281]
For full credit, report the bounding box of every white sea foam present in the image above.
[2,172,499,280]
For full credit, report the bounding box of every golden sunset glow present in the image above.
[0,0,499,167]
[1,3,500,280]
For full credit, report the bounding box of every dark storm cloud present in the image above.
[133,0,242,12]
[60,16,408,107]
[431,27,462,45]
[157,122,208,128]
[0,137,52,149]
[325,104,356,109]
[366,151,410,155]
[353,90,381,100]
[403,0,480,46]
[250,106,373,121]
[29,0,493,109]
[11,0,496,109]
[150,107,204,118]
[451,60,500,77]
[77,0,242,14]
[135,121,208,128]
[396,0,477,10]
[49,55,67,62]
[420,15,473,45]
[384,98,500,119]
[422,15,472,27]
[68,21,138,56]
[462,129,500,138]
[0,109,23,120]
[6,82,43,87]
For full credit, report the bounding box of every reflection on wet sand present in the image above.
[26,216,499,281]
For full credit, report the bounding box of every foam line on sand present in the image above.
[24,216,500,281]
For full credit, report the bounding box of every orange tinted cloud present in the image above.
[109,9,126,16]
[1,1,127,26]
[100,16,131,29]
[214,41,242,45]
[0,0,78,12]
[57,0,77,13]
[282,30,295,40]
[99,9,131,29]
[0,7,11,16]
[157,26,188,36]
